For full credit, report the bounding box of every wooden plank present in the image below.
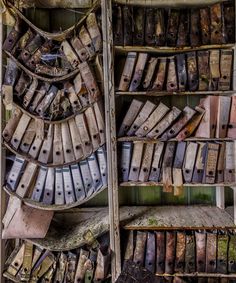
[18,0,93,8]
[122,206,235,229]
[118,137,235,143]
[101,0,121,280]
[116,90,235,97]
[115,44,235,54]
[0,11,6,283]
[120,182,236,187]
[114,0,230,7]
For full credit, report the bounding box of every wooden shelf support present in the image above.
[216,186,225,210]
[101,0,121,281]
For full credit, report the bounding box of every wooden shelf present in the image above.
[29,206,151,251]
[155,273,236,278]
[3,185,107,211]
[117,136,235,142]
[11,100,96,124]
[3,141,104,168]
[115,90,235,97]
[121,205,235,230]
[115,44,235,54]
[120,181,236,187]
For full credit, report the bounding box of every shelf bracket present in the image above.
[216,186,225,209]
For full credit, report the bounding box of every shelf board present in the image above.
[120,181,236,187]
[3,185,107,211]
[3,141,105,168]
[121,205,235,230]
[155,273,236,278]
[11,100,96,124]
[116,90,235,97]
[117,136,235,142]
[115,44,235,54]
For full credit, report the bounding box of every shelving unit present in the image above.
[1,0,236,282]
[102,0,236,281]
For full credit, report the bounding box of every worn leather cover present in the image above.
[195,232,206,272]
[216,142,225,183]
[185,233,196,273]
[216,96,231,138]
[155,9,165,46]
[142,57,158,90]
[228,234,236,273]
[175,232,186,273]
[139,143,154,182]
[165,232,176,274]
[218,49,233,91]
[228,96,236,139]
[209,50,220,91]
[163,106,196,140]
[186,52,198,91]
[166,57,178,92]
[192,142,207,183]
[223,2,235,43]
[200,7,211,45]
[15,72,31,97]
[183,142,198,183]
[149,142,165,183]
[3,23,22,52]
[123,6,133,45]
[113,5,123,45]
[195,96,219,138]
[128,142,144,181]
[156,231,165,274]
[129,53,148,92]
[26,40,52,71]
[118,52,137,91]
[198,51,210,91]
[177,11,189,47]
[120,142,132,182]
[190,9,201,46]
[162,141,176,192]
[224,141,235,183]
[145,8,155,45]
[166,9,179,46]
[217,234,229,274]
[206,232,217,273]
[173,142,186,195]
[20,34,43,63]
[145,232,156,273]
[176,53,187,91]
[124,230,134,264]
[152,58,167,91]
[133,7,145,46]
[2,203,53,239]
[133,231,147,266]
[210,3,224,44]
[176,107,205,141]
[203,142,219,184]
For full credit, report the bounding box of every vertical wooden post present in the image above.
[216,186,225,209]
[101,0,121,281]
[0,9,5,283]
[232,187,236,225]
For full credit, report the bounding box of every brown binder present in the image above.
[200,7,211,45]
[198,51,210,91]
[228,96,236,138]
[218,49,233,91]
[195,96,219,138]
[210,3,224,44]
[190,9,201,46]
